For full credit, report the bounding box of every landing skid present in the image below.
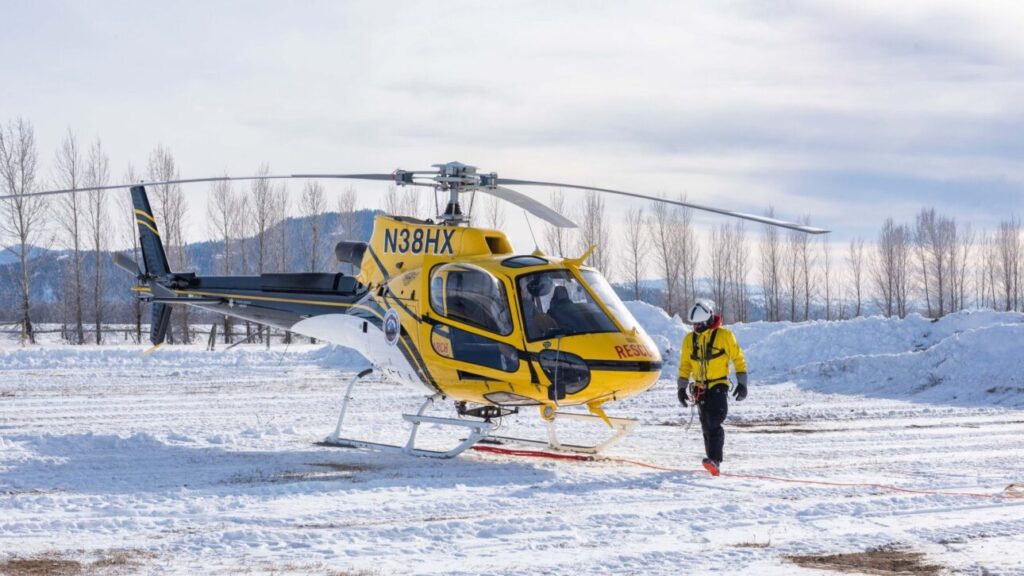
[488,411,638,455]
[319,369,635,459]
[320,369,494,459]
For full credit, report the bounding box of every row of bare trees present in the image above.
[0,117,366,345]
[4,116,1023,345]
[542,190,1022,323]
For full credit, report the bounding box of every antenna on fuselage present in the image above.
[523,209,540,253]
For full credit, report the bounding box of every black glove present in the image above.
[676,377,689,407]
[732,372,748,401]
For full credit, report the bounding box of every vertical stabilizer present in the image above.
[131,185,170,277]
[130,186,173,347]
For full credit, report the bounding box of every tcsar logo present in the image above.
[383,309,401,346]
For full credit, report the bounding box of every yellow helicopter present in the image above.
[12,161,826,458]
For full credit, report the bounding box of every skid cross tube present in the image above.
[491,411,638,455]
[322,369,495,459]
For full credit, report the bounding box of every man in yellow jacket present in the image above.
[677,299,747,476]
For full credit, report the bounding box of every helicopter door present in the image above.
[426,264,530,399]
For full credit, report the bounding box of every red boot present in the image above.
[702,458,720,477]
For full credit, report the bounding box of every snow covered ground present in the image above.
[1,308,1023,574]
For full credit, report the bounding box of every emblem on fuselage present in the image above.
[383,308,401,346]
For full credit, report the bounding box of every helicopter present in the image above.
[7,161,827,458]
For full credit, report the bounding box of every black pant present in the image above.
[698,385,729,462]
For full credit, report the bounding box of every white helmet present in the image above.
[686,299,716,325]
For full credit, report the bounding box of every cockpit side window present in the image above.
[517,270,618,341]
[429,264,514,335]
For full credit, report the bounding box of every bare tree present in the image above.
[677,200,699,310]
[950,223,974,312]
[994,217,1022,311]
[207,177,241,342]
[53,129,85,343]
[207,178,236,275]
[273,183,290,273]
[783,226,810,320]
[383,185,401,215]
[236,190,254,341]
[337,185,359,241]
[300,180,327,272]
[249,164,275,275]
[148,145,190,343]
[873,218,911,317]
[976,232,999,309]
[544,190,573,257]
[709,223,733,320]
[821,236,833,320]
[0,118,47,344]
[400,186,421,218]
[575,191,612,273]
[794,220,815,320]
[479,194,506,229]
[273,183,292,344]
[618,207,646,300]
[846,236,866,317]
[728,221,749,322]
[117,163,143,343]
[913,208,952,317]
[759,207,783,321]
[84,139,109,343]
[649,198,684,316]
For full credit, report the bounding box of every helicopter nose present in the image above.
[536,349,591,400]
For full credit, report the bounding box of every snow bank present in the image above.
[786,321,1024,406]
[625,301,1024,407]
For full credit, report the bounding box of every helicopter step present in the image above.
[488,410,638,455]
[320,369,495,459]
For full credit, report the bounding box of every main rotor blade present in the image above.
[290,173,396,181]
[480,186,577,228]
[497,178,829,234]
[0,173,400,201]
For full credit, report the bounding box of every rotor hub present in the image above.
[414,162,497,226]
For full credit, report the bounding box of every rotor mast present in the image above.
[402,162,497,226]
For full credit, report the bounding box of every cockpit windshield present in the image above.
[517,270,618,341]
[579,270,640,331]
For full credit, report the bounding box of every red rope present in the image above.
[471,445,594,462]
[471,446,1023,500]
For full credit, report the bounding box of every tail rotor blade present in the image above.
[497,178,829,234]
[112,252,142,277]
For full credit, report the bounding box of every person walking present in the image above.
[677,299,747,476]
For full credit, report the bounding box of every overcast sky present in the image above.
[2,0,1022,254]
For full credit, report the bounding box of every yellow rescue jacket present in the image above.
[678,326,747,390]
